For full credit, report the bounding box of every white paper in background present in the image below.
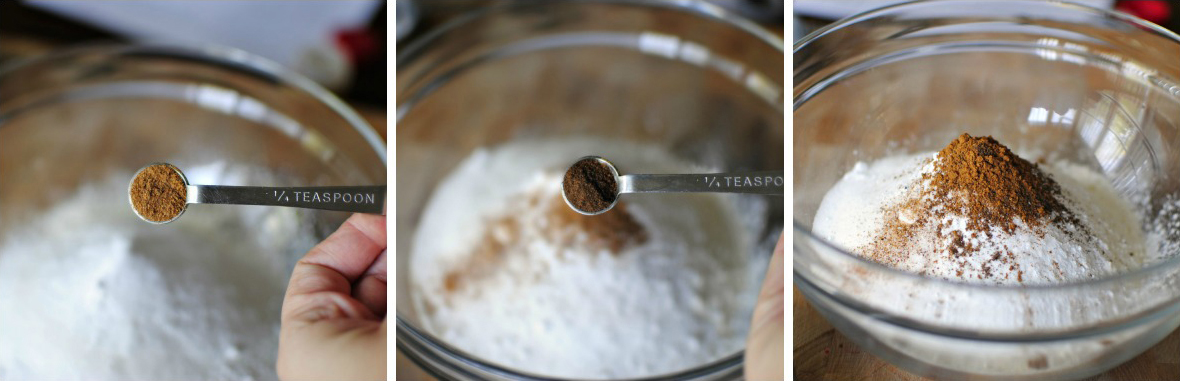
[28,0,382,90]
[794,0,1115,20]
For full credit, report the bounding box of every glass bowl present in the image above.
[0,45,385,379]
[794,1,1180,379]
[396,1,783,379]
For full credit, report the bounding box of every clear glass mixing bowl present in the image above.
[396,1,783,379]
[794,1,1180,379]
[0,45,385,378]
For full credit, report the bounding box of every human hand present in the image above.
[745,234,785,380]
[277,214,387,381]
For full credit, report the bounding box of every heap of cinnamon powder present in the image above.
[924,134,1077,235]
[860,134,1083,280]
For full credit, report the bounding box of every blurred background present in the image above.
[0,0,388,136]
[792,0,1177,43]
[398,0,784,44]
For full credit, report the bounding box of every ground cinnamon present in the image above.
[548,197,648,252]
[859,134,1082,281]
[130,164,187,222]
[924,134,1076,235]
[443,193,647,293]
[563,158,618,214]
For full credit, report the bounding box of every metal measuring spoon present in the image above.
[129,163,385,224]
[561,156,783,215]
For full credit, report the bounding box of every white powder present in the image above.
[813,152,1145,285]
[410,139,763,379]
[0,163,314,380]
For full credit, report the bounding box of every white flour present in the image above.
[410,139,764,379]
[0,163,313,380]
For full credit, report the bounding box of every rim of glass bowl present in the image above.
[396,0,784,119]
[394,1,783,380]
[792,0,1180,337]
[0,43,386,164]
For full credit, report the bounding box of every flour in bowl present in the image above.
[813,134,1145,285]
[409,139,765,379]
[0,163,314,380]
[807,134,1159,375]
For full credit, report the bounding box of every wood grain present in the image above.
[793,286,1180,380]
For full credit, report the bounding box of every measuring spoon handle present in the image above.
[189,185,386,214]
[619,171,783,195]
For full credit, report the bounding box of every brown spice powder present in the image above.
[129,164,187,222]
[442,194,647,293]
[563,158,618,213]
[924,134,1077,235]
[859,134,1082,282]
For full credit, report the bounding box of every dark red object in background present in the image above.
[336,27,380,65]
[1116,0,1173,24]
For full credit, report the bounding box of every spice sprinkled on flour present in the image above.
[862,134,1088,281]
[442,193,648,293]
[808,131,1159,374]
[411,140,762,378]
[810,133,1145,285]
[130,164,187,222]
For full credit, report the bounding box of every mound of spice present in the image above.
[562,158,618,214]
[923,134,1078,235]
[861,134,1086,282]
[129,164,187,222]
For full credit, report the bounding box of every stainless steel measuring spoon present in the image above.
[130,163,385,224]
[561,156,783,215]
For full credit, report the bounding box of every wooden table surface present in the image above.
[794,286,1180,380]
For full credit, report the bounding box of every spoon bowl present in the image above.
[561,155,784,216]
[128,162,189,224]
[561,156,621,216]
[130,162,386,224]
